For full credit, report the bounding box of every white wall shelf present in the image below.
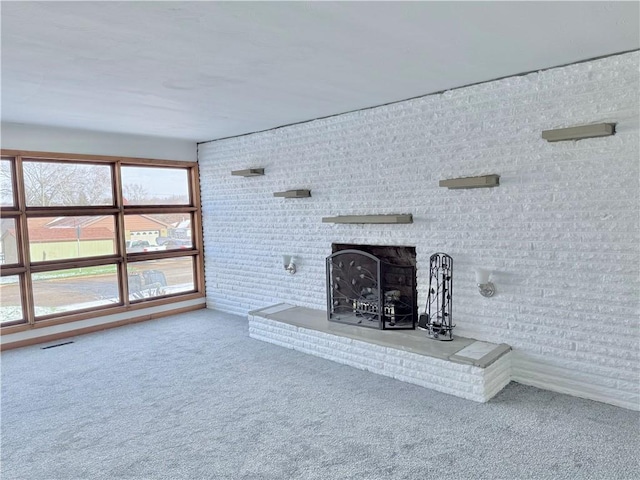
[322,214,413,224]
[541,123,615,142]
[439,174,500,189]
[273,189,311,198]
[231,168,265,177]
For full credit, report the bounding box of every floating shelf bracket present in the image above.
[322,214,413,224]
[439,174,500,189]
[273,189,311,198]
[541,123,615,142]
[231,168,265,177]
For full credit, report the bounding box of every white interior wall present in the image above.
[1,123,197,161]
[199,52,640,410]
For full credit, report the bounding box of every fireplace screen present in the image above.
[326,245,417,330]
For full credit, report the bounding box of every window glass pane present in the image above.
[28,216,116,262]
[23,161,113,206]
[124,213,192,253]
[121,166,189,205]
[32,265,120,317]
[1,218,19,265]
[128,257,194,301]
[0,275,24,325]
[1,159,15,206]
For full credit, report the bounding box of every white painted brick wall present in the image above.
[200,52,640,410]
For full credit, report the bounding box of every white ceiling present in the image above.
[2,2,638,143]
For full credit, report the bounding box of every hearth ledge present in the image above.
[248,303,512,403]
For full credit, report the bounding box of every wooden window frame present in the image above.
[0,150,205,334]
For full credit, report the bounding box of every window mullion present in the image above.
[113,161,129,307]
[14,156,35,325]
[190,165,205,293]
[25,206,120,217]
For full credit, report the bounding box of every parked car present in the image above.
[125,240,166,253]
[163,239,192,250]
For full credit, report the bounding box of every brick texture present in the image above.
[248,314,511,402]
[199,52,640,410]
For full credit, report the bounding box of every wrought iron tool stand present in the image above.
[418,253,454,341]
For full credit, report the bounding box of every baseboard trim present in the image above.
[512,356,639,411]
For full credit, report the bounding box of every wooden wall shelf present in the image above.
[322,214,413,224]
[273,190,311,198]
[541,123,615,142]
[231,168,264,177]
[439,174,500,189]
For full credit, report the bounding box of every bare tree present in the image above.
[123,183,149,204]
[3,159,172,207]
[78,166,113,205]
[23,162,76,206]
[0,160,14,205]
[22,162,111,206]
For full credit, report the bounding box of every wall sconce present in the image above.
[283,255,296,274]
[475,268,495,297]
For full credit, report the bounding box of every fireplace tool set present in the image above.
[418,253,454,341]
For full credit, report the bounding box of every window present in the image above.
[28,215,117,262]
[121,166,189,205]
[0,275,22,326]
[0,151,203,330]
[23,161,113,206]
[32,265,120,317]
[1,159,15,206]
[127,257,195,302]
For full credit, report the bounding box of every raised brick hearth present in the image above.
[249,303,512,402]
